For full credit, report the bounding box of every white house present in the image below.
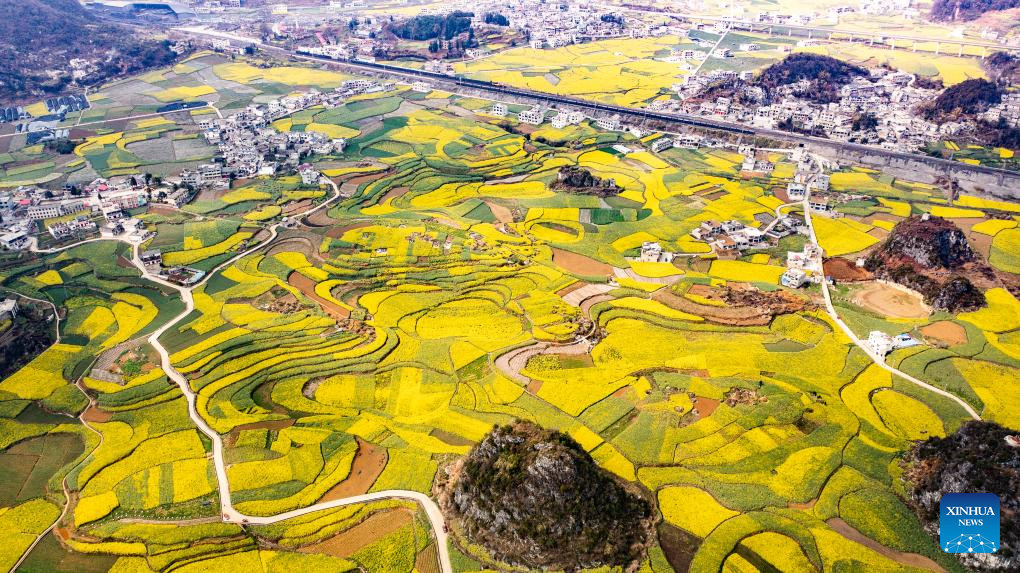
[518,107,545,125]
[781,268,808,288]
[595,115,621,131]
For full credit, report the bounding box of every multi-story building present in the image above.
[517,107,545,125]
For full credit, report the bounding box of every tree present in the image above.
[483,12,509,26]
[852,112,878,132]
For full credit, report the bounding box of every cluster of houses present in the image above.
[192,82,369,180]
[780,243,824,288]
[669,66,1010,152]
[979,91,1020,129]
[0,178,153,248]
[865,330,921,357]
[691,219,769,255]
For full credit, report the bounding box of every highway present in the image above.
[175,26,1020,187]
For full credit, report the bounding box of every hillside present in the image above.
[902,421,1019,571]
[984,51,1020,86]
[930,0,1020,21]
[388,11,474,41]
[922,78,1002,122]
[439,421,654,570]
[757,53,867,103]
[864,215,989,312]
[0,0,180,104]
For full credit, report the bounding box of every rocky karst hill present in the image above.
[922,78,1003,122]
[554,165,621,197]
[902,421,1019,571]
[438,420,654,571]
[756,53,868,103]
[864,215,988,312]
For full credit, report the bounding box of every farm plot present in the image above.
[0,65,1014,573]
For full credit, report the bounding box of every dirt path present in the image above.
[493,340,591,387]
[826,518,946,572]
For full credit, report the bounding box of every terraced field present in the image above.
[1,55,1019,573]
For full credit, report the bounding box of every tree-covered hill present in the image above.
[0,0,180,104]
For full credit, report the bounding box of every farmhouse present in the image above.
[518,107,545,125]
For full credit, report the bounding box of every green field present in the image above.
[0,50,1018,573]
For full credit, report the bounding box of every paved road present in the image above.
[797,171,983,421]
[22,178,453,573]
[689,26,730,78]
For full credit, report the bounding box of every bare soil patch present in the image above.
[853,282,930,319]
[824,257,873,282]
[920,321,968,346]
[147,205,179,216]
[967,231,993,259]
[300,508,414,558]
[484,200,514,224]
[319,438,387,502]
[867,227,890,240]
[552,248,613,277]
[325,220,372,239]
[657,523,700,573]
[692,396,719,419]
[283,199,312,215]
[865,212,901,226]
[687,284,714,297]
[652,287,806,327]
[379,186,409,204]
[555,282,586,297]
[579,293,614,318]
[305,208,339,227]
[289,271,350,319]
[81,406,113,423]
[431,429,474,447]
[225,418,294,447]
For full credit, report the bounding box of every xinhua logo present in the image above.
[940,493,1000,554]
